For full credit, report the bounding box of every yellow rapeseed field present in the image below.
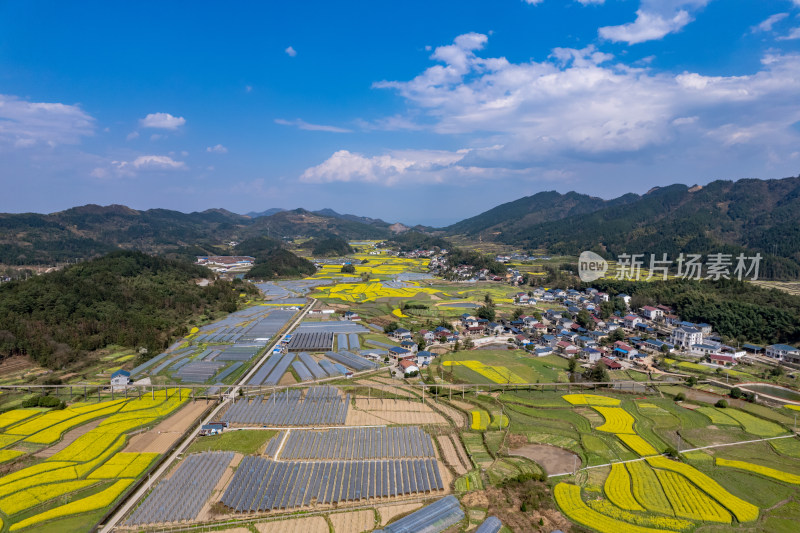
[715,457,800,484]
[554,483,676,533]
[0,450,24,464]
[655,469,731,523]
[604,463,645,512]
[647,456,759,522]
[593,406,636,434]
[562,394,621,406]
[10,478,134,531]
[0,392,186,527]
[587,499,692,531]
[616,434,658,456]
[442,360,526,384]
[0,409,41,429]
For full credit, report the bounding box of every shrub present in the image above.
[664,446,679,458]
[674,393,686,402]
[715,399,728,408]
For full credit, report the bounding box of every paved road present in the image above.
[99,299,315,532]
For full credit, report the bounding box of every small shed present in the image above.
[110,370,131,386]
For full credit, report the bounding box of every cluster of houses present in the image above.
[373,284,799,376]
[195,255,255,273]
[495,253,550,263]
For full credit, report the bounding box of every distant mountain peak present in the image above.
[245,208,285,218]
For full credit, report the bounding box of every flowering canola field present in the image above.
[442,360,526,384]
[552,393,778,531]
[311,280,441,303]
[0,389,186,530]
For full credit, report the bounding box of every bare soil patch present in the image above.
[34,418,103,458]
[0,355,35,375]
[438,435,467,475]
[509,444,579,475]
[432,402,466,428]
[255,516,328,533]
[279,372,297,386]
[462,482,571,533]
[377,502,423,526]
[329,509,375,533]
[346,399,447,425]
[123,400,209,453]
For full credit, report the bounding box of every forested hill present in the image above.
[448,176,800,279]
[0,251,259,369]
[244,249,317,279]
[0,205,391,266]
[445,190,639,236]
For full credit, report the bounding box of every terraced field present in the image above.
[0,390,187,530]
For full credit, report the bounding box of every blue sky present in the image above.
[2,0,800,226]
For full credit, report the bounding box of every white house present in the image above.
[766,344,800,364]
[640,306,664,320]
[670,326,703,350]
[110,370,131,386]
[399,359,420,376]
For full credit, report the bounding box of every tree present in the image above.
[585,361,609,383]
[576,309,595,330]
[686,376,697,387]
[462,337,475,350]
[476,305,496,322]
[484,293,495,306]
[453,340,460,352]
[609,329,625,342]
[568,355,578,374]
[340,264,356,274]
[512,308,526,320]
[360,272,371,282]
[674,392,686,402]
[383,322,399,334]
[715,399,728,408]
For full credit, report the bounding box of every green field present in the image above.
[185,429,278,455]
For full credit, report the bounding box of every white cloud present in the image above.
[275,118,352,133]
[777,26,800,40]
[365,32,800,178]
[575,0,605,4]
[285,46,297,57]
[139,112,186,130]
[120,155,186,170]
[300,148,470,185]
[126,131,139,141]
[206,144,228,153]
[753,13,788,33]
[599,1,710,44]
[93,154,187,178]
[600,9,691,44]
[522,0,544,5]
[0,94,94,147]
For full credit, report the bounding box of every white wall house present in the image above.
[670,327,704,350]
[766,344,800,364]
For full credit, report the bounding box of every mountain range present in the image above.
[2,175,799,277]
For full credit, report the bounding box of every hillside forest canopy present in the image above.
[0,251,259,369]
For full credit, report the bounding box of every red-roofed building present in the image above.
[640,306,664,320]
[398,359,420,376]
[601,357,622,370]
[709,354,737,367]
